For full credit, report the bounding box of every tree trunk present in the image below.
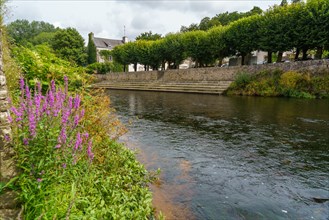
[277,51,283,62]
[241,55,245,66]
[268,51,272,63]
[218,58,223,67]
[162,61,166,70]
[134,63,137,72]
[123,65,126,72]
[295,48,300,60]
[315,46,323,59]
[302,47,308,60]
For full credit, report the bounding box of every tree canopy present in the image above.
[51,27,87,66]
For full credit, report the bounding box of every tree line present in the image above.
[111,0,329,71]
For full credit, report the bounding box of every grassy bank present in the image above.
[225,69,329,99]
[1,31,158,219]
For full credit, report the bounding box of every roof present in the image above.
[93,37,123,49]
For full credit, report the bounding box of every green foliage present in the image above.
[136,31,162,41]
[86,62,123,74]
[182,30,215,67]
[87,33,97,64]
[31,31,56,46]
[51,27,87,66]
[226,70,329,99]
[12,44,88,89]
[99,50,112,61]
[6,19,57,46]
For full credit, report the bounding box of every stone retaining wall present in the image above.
[0,30,20,219]
[95,59,329,83]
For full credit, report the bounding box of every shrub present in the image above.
[86,62,112,74]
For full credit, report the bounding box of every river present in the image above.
[107,90,329,220]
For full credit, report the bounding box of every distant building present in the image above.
[89,32,128,63]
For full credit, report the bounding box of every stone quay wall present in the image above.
[95,59,329,83]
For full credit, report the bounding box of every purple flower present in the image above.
[37,178,42,182]
[55,144,61,149]
[58,126,67,144]
[73,114,79,127]
[73,95,80,109]
[51,80,56,94]
[87,140,94,162]
[62,163,67,169]
[74,132,82,150]
[23,138,29,145]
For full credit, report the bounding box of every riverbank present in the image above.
[225,68,329,99]
[93,59,329,97]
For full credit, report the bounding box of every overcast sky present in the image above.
[6,0,281,43]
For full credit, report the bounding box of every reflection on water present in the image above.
[108,90,329,220]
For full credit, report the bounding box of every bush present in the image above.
[12,45,90,90]
[86,62,112,74]
[86,62,124,74]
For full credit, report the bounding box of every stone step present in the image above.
[98,85,230,90]
[92,81,233,94]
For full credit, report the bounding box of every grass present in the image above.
[226,69,329,99]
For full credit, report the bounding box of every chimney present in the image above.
[122,36,128,43]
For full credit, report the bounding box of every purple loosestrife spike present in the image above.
[37,178,42,182]
[87,140,94,162]
[73,114,79,127]
[73,95,80,109]
[74,132,82,151]
[58,126,67,144]
[51,80,56,94]
[68,96,73,110]
[28,111,36,137]
[62,163,67,169]
[55,144,61,149]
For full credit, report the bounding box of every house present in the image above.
[89,32,128,63]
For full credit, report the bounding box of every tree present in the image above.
[87,32,97,64]
[305,0,329,59]
[207,26,231,65]
[280,0,288,6]
[161,33,187,69]
[136,31,162,41]
[180,23,199,32]
[7,19,57,45]
[51,27,87,66]
[258,5,294,63]
[31,32,56,46]
[182,30,215,67]
[225,15,261,65]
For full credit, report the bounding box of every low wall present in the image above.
[95,59,329,83]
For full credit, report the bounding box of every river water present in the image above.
[107,90,329,220]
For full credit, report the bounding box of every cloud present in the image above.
[6,0,281,43]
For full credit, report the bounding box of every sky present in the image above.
[5,0,281,43]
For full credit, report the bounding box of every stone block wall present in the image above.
[0,29,14,182]
[95,59,329,83]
